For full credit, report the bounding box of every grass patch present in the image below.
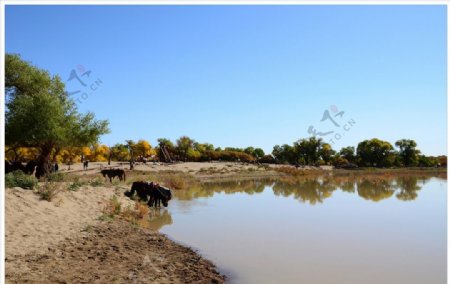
[5,170,38,189]
[46,172,66,182]
[89,177,104,187]
[68,178,86,191]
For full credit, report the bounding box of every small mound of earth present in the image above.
[6,219,225,284]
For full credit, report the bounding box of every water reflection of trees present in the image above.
[147,175,443,230]
[356,179,396,201]
[272,178,336,205]
[174,175,442,204]
[395,176,422,201]
[175,179,268,201]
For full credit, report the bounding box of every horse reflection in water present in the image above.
[145,209,173,231]
[131,207,172,231]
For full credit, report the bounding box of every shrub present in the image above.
[102,195,121,218]
[36,182,60,201]
[5,170,37,189]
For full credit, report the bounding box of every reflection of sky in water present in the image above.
[158,177,446,284]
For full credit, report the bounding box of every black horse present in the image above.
[100,169,126,182]
[125,181,153,201]
[125,181,172,208]
[5,160,37,175]
[148,186,172,208]
[83,160,89,170]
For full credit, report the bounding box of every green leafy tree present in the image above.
[244,147,265,159]
[244,147,255,156]
[110,143,130,161]
[319,143,335,165]
[395,139,420,166]
[339,146,356,164]
[5,54,109,177]
[294,137,323,165]
[176,136,195,161]
[356,138,394,167]
[254,148,265,159]
[272,144,296,164]
[417,155,438,167]
[157,138,175,161]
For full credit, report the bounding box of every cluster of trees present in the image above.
[272,137,446,168]
[155,136,265,163]
[7,135,446,169]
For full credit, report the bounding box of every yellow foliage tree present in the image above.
[87,144,109,162]
[59,147,82,167]
[5,146,39,161]
[81,147,91,161]
[135,140,155,157]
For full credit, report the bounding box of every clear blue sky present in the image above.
[5,5,447,156]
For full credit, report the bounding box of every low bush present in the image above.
[36,182,60,201]
[5,170,37,189]
[102,195,121,218]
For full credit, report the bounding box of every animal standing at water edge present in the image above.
[125,181,172,208]
[100,169,126,182]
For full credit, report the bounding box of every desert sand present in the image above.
[5,185,225,283]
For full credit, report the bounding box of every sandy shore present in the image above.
[60,161,332,182]
[5,185,225,283]
[62,161,278,173]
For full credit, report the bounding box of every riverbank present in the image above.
[5,185,225,283]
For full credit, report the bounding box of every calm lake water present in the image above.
[148,175,447,284]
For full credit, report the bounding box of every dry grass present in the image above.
[36,182,61,201]
[101,195,122,218]
[101,196,150,225]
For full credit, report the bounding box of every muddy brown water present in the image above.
[145,175,446,284]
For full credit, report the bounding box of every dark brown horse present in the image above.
[100,169,126,182]
[148,185,172,208]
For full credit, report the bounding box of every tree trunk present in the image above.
[36,144,53,179]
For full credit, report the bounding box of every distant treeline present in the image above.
[6,136,447,168]
[4,54,447,172]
